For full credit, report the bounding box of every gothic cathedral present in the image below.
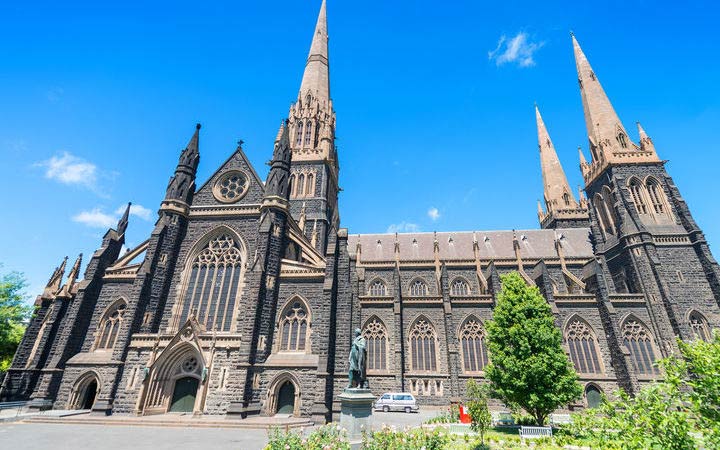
[2,1,719,422]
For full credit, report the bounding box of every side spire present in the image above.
[162,124,201,215]
[117,202,131,236]
[536,105,578,212]
[637,121,655,153]
[58,254,82,298]
[299,0,329,102]
[42,256,68,298]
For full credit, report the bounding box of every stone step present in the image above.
[23,415,314,430]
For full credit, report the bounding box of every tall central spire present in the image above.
[299,0,330,103]
[572,34,659,185]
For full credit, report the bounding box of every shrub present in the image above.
[363,425,449,450]
[465,379,491,446]
[265,423,350,450]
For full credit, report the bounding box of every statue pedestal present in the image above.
[339,388,375,448]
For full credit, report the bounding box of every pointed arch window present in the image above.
[305,173,314,197]
[278,298,310,352]
[646,178,669,216]
[363,318,388,372]
[563,192,571,207]
[566,319,603,374]
[689,311,711,342]
[622,319,659,375]
[409,318,438,372]
[585,385,603,409]
[368,280,387,296]
[295,121,304,147]
[304,120,313,146]
[289,174,296,197]
[459,318,488,373]
[178,234,244,332]
[617,132,628,149]
[450,279,470,297]
[410,280,429,297]
[96,300,127,350]
[628,178,649,216]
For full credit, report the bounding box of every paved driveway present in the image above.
[0,408,442,450]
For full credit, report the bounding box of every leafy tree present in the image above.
[0,268,31,373]
[465,379,492,447]
[566,333,720,449]
[484,272,581,426]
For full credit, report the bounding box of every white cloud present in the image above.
[386,222,420,233]
[37,151,98,189]
[427,207,440,221]
[72,208,116,228]
[116,204,153,221]
[488,32,544,67]
[74,203,152,229]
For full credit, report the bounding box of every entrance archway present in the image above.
[81,380,98,410]
[276,381,295,414]
[169,376,199,413]
[68,372,100,410]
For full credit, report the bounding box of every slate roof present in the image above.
[348,228,593,262]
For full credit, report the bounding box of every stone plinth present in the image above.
[339,388,374,446]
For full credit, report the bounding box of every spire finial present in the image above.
[298,0,330,102]
[117,202,131,235]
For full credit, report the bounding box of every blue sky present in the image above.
[1,0,719,299]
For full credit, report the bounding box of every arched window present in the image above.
[179,233,244,332]
[314,122,320,147]
[622,319,659,375]
[409,318,437,371]
[628,178,649,216]
[295,121,304,147]
[297,173,305,197]
[585,385,603,409]
[304,120,313,146]
[96,300,127,350]
[646,178,668,216]
[289,174,296,198]
[278,298,310,352]
[363,318,388,372]
[450,279,470,296]
[594,194,613,237]
[689,311,711,342]
[563,192,571,207]
[566,319,603,374]
[602,187,619,234]
[305,173,314,197]
[410,280,428,297]
[368,280,387,296]
[459,318,488,373]
[617,132,628,148]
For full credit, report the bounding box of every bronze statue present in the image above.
[347,328,368,389]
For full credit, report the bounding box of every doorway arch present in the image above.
[170,376,199,412]
[266,372,301,416]
[68,372,100,410]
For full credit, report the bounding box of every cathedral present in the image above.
[2,0,719,423]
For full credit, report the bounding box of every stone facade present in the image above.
[1,1,719,421]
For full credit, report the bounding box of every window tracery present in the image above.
[363,318,388,371]
[409,280,428,297]
[178,234,243,332]
[278,299,310,352]
[409,318,437,372]
[96,300,127,350]
[368,280,387,296]
[566,319,602,374]
[450,279,470,297]
[459,318,488,373]
[689,312,711,342]
[622,319,659,375]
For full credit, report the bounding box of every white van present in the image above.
[374,392,419,413]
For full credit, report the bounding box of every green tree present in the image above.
[465,379,492,448]
[0,268,31,373]
[484,272,581,426]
